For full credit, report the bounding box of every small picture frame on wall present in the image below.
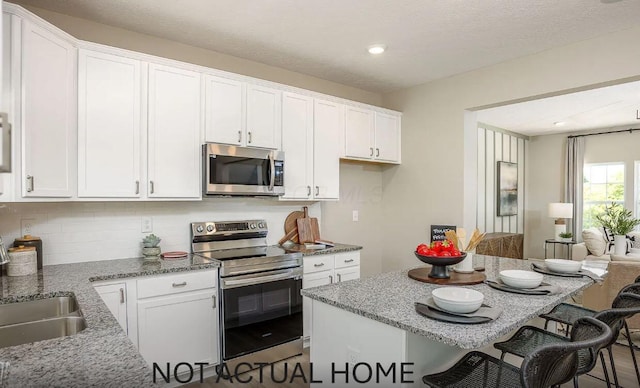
[497,161,518,216]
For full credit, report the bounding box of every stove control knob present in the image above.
[249,223,256,229]
[206,225,214,232]
[195,225,204,233]
[258,222,264,229]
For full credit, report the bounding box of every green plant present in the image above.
[594,203,640,236]
[142,234,161,248]
[559,232,573,239]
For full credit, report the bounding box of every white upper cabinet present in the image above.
[246,84,281,149]
[21,20,76,197]
[204,74,281,150]
[204,74,243,146]
[313,99,343,200]
[344,107,401,164]
[345,106,374,160]
[147,64,201,199]
[78,49,141,197]
[374,112,401,163]
[281,92,314,200]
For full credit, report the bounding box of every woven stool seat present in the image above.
[422,351,521,388]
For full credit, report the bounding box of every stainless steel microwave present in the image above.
[203,143,284,196]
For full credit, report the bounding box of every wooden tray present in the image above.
[408,266,486,285]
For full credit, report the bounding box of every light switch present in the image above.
[352,210,359,222]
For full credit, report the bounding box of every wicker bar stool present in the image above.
[494,293,640,388]
[540,282,640,386]
[422,317,612,388]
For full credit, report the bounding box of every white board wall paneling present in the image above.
[509,136,518,233]
[494,132,503,233]
[517,138,526,233]
[477,128,486,232]
[485,130,495,233]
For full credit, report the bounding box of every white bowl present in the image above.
[499,270,543,289]
[545,259,582,274]
[431,287,484,313]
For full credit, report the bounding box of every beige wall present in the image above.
[382,25,640,271]
[18,4,382,106]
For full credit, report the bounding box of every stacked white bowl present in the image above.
[431,287,484,313]
[499,270,543,289]
[545,259,582,273]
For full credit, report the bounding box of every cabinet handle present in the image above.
[172,281,187,287]
[119,288,125,304]
[376,148,380,157]
[238,130,242,143]
[135,181,140,194]
[344,259,354,263]
[248,131,252,144]
[329,275,333,283]
[212,294,217,309]
[315,186,319,196]
[370,147,373,157]
[26,175,34,192]
[314,263,325,267]
[150,181,155,194]
[307,186,311,196]
[337,273,342,282]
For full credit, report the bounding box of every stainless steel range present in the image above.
[191,220,303,373]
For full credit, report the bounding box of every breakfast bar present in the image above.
[301,255,594,387]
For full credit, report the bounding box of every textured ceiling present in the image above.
[9,0,640,93]
[477,80,640,136]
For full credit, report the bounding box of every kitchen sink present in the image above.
[0,296,80,326]
[0,296,87,349]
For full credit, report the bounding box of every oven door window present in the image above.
[222,277,302,360]
[209,155,270,186]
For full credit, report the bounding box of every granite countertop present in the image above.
[285,243,362,256]
[302,255,593,349]
[0,255,219,387]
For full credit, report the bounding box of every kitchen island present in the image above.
[301,255,594,387]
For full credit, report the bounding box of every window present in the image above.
[636,161,640,219]
[583,163,625,228]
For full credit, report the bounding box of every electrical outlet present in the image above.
[21,218,35,236]
[346,346,360,363]
[352,210,359,222]
[141,217,153,233]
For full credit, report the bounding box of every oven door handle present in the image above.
[222,269,300,289]
[268,152,275,192]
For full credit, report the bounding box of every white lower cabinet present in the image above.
[136,269,219,379]
[302,251,360,346]
[93,281,129,333]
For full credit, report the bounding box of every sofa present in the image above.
[571,228,640,328]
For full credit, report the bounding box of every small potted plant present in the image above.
[558,232,573,242]
[595,203,640,256]
[141,234,162,261]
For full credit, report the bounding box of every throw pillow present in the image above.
[602,227,615,252]
[629,232,640,249]
[583,228,607,256]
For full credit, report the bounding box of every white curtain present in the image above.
[565,137,585,241]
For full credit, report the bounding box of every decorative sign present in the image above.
[430,225,456,243]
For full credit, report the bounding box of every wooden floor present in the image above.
[188,340,640,387]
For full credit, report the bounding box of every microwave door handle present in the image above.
[268,152,275,191]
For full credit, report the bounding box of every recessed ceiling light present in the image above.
[368,45,386,55]
[554,121,566,127]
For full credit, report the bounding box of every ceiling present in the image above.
[10,0,640,93]
[476,80,640,136]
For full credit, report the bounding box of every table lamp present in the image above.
[548,202,573,240]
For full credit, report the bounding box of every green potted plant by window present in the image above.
[595,203,640,256]
[558,232,573,243]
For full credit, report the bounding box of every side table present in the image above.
[544,239,577,260]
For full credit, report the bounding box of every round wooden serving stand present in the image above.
[408,266,486,285]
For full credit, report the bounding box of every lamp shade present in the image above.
[548,202,573,219]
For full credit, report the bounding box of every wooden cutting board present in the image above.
[297,207,314,243]
[310,217,321,242]
[284,209,305,244]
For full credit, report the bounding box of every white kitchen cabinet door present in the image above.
[94,283,128,333]
[302,269,334,343]
[78,49,141,197]
[204,74,243,146]
[137,289,219,371]
[246,84,281,149]
[147,64,201,198]
[335,266,360,283]
[21,20,75,197]
[281,92,313,199]
[374,112,401,163]
[313,99,343,200]
[344,106,374,160]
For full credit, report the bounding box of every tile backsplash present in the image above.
[0,199,320,265]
